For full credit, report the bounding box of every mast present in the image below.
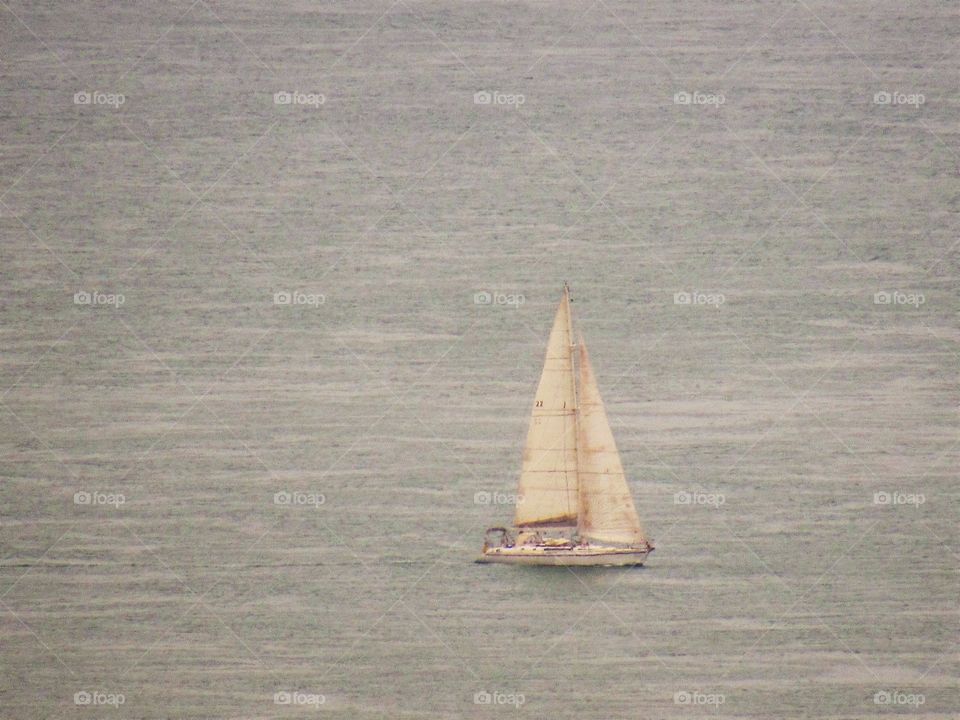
[566,283,581,533]
[566,283,579,526]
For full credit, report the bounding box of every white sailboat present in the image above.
[478,285,654,567]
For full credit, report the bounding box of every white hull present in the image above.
[477,544,649,567]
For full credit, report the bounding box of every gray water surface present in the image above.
[1,1,957,718]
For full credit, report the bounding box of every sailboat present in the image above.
[478,284,654,566]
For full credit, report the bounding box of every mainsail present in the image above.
[514,286,579,527]
[575,339,647,546]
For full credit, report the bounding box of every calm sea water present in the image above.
[1,1,957,718]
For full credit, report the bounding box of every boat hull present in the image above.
[477,545,649,567]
